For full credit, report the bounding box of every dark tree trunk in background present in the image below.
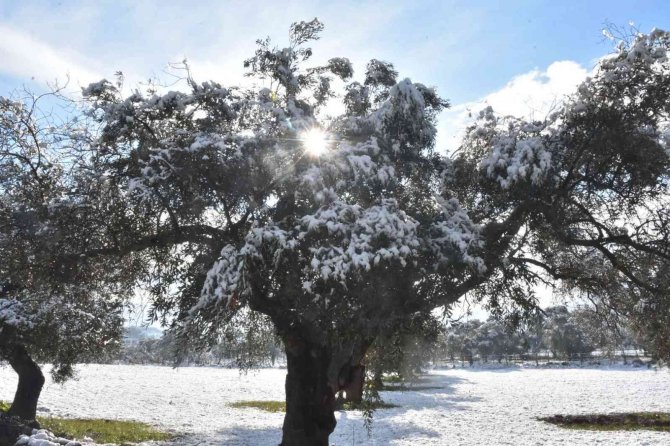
[7,344,44,422]
[280,337,337,446]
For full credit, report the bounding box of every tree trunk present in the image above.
[7,344,44,422]
[280,338,337,446]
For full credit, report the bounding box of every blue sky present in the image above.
[1,1,668,100]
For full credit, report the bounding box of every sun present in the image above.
[301,128,329,157]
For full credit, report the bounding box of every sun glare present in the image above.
[302,128,329,157]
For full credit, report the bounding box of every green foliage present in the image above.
[38,417,173,444]
[0,400,10,413]
[540,413,670,432]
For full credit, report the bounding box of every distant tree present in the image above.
[474,322,496,362]
[474,319,523,362]
[119,316,283,367]
[542,306,594,358]
[366,312,445,386]
[443,318,523,364]
[443,320,482,365]
[517,309,545,360]
[74,23,670,445]
[570,305,636,360]
[442,331,461,363]
[206,309,283,369]
[560,256,670,364]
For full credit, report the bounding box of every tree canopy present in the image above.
[0,91,142,420]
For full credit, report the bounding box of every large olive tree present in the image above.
[79,22,669,445]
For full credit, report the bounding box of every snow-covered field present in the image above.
[1,364,669,445]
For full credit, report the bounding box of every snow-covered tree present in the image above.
[442,318,522,363]
[443,320,482,365]
[542,306,594,358]
[0,92,139,421]
[474,319,523,362]
[78,22,670,445]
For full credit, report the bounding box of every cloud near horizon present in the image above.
[0,23,102,93]
[437,60,589,154]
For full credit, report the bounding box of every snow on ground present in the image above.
[1,364,669,445]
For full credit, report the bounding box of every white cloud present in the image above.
[0,23,102,92]
[0,1,407,97]
[437,60,589,154]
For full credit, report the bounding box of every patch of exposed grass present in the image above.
[231,400,398,413]
[382,374,404,384]
[539,412,670,432]
[1,401,172,445]
[379,384,441,392]
[340,400,398,410]
[382,374,432,385]
[230,400,287,413]
[39,418,174,445]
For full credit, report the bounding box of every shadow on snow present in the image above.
[187,374,479,445]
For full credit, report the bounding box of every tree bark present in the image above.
[7,344,44,422]
[280,337,337,446]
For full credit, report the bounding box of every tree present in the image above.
[517,309,546,362]
[542,306,594,359]
[0,92,138,421]
[559,255,670,363]
[474,319,522,363]
[443,320,482,365]
[366,312,445,386]
[77,23,670,445]
[570,304,636,360]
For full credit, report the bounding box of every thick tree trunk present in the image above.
[280,338,336,446]
[7,345,44,422]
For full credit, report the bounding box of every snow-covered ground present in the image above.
[1,364,669,445]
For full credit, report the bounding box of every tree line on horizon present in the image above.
[114,303,650,370]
